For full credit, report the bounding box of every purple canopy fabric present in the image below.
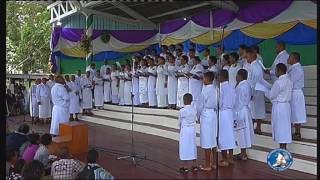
[191,9,236,28]
[160,19,189,34]
[51,27,61,50]
[110,30,158,43]
[61,28,84,42]
[236,0,292,23]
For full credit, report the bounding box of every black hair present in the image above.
[183,93,193,105]
[237,69,248,80]
[21,160,44,180]
[6,148,17,162]
[205,48,210,53]
[181,55,189,62]
[230,52,239,61]
[162,45,168,49]
[209,56,217,64]
[276,63,287,74]
[223,54,230,63]
[220,69,229,80]
[18,124,30,134]
[218,45,224,52]
[90,63,95,66]
[239,44,247,49]
[204,71,215,82]
[194,56,201,62]
[87,149,99,163]
[252,45,260,53]
[13,159,26,174]
[244,47,254,53]
[41,134,52,146]
[189,48,195,52]
[277,41,286,48]
[290,52,300,62]
[28,133,40,145]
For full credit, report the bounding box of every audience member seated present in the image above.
[6,124,30,153]
[77,149,114,180]
[21,160,44,180]
[8,159,25,180]
[22,133,40,162]
[34,133,53,175]
[6,148,18,177]
[51,147,84,179]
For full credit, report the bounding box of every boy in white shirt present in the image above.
[178,93,198,173]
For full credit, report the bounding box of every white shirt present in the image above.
[270,50,289,80]
[197,84,217,112]
[179,105,197,128]
[100,65,111,76]
[86,66,96,80]
[202,56,209,67]
[228,63,241,87]
[51,83,70,108]
[247,60,264,92]
[267,74,293,103]
[219,81,236,110]
[190,64,204,78]
[234,80,251,111]
[287,63,304,90]
[36,83,50,102]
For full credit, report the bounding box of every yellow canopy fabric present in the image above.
[191,30,232,45]
[301,19,317,29]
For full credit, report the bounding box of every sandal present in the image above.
[254,129,262,135]
[292,133,302,141]
[191,166,199,172]
[199,165,212,171]
[178,167,189,174]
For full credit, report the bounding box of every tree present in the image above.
[6,1,51,74]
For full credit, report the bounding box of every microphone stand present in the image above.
[116,58,146,166]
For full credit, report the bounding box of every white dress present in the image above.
[50,83,70,135]
[266,74,293,144]
[156,65,168,107]
[167,64,178,105]
[29,84,39,117]
[138,67,149,104]
[177,64,190,108]
[36,83,51,118]
[228,63,241,87]
[287,63,307,124]
[132,71,140,105]
[67,81,80,114]
[102,74,112,103]
[270,50,289,82]
[234,80,255,148]
[179,105,197,160]
[147,66,157,106]
[111,71,119,104]
[93,77,104,107]
[124,71,132,105]
[81,77,93,109]
[188,64,204,104]
[218,81,236,150]
[196,84,218,149]
[118,72,125,105]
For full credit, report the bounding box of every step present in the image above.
[264,113,317,128]
[265,103,317,116]
[80,114,317,175]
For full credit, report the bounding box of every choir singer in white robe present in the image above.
[81,71,94,115]
[265,63,293,149]
[138,59,149,107]
[118,65,126,106]
[93,71,104,109]
[30,79,41,123]
[111,64,119,104]
[132,61,140,106]
[287,52,307,141]
[36,78,51,124]
[218,70,236,167]
[176,55,190,109]
[102,68,112,103]
[228,52,242,87]
[124,65,133,105]
[167,54,178,109]
[147,58,157,107]
[68,75,81,121]
[233,69,255,161]
[50,75,70,136]
[188,56,204,105]
[156,57,168,108]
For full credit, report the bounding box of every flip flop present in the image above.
[178,167,189,174]
[191,166,199,172]
[199,165,212,171]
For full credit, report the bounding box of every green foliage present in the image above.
[6,1,51,73]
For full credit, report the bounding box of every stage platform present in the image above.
[8,113,316,179]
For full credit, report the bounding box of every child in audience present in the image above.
[22,133,40,162]
[34,133,53,175]
[178,93,198,173]
[21,160,44,180]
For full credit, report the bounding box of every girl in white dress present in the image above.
[147,58,157,107]
[138,59,149,107]
[111,64,119,104]
[118,65,125,106]
[124,65,132,105]
[102,67,112,103]
[176,55,190,109]
[81,71,93,115]
[228,52,242,87]
[68,75,81,121]
[167,54,178,109]
[156,56,168,108]
[93,71,104,109]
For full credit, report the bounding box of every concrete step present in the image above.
[80,114,317,175]
[265,102,317,116]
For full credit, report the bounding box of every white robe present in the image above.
[147,66,157,106]
[118,72,125,105]
[156,65,168,107]
[102,74,112,103]
[75,75,82,87]
[188,64,204,104]
[111,71,119,104]
[81,77,93,109]
[86,66,96,81]
[138,67,148,103]
[218,81,236,150]
[67,81,80,114]
[234,80,255,148]
[270,50,289,82]
[29,84,39,117]
[167,64,178,104]
[124,71,132,105]
[248,60,266,119]
[266,74,293,144]
[132,71,140,105]
[179,105,197,160]
[207,65,220,87]
[287,63,307,124]
[228,63,241,87]
[201,56,209,67]
[177,64,190,108]
[196,84,218,149]
[36,83,51,118]
[50,83,70,135]
[100,64,111,77]
[93,77,104,107]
